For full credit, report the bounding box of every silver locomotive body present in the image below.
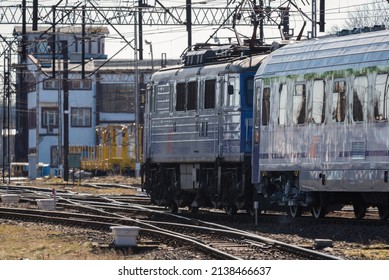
[253,30,389,219]
[143,46,267,213]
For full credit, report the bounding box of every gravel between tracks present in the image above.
[1,176,389,260]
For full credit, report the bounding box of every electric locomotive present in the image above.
[143,43,270,214]
[253,28,389,219]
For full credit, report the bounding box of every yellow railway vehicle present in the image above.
[69,123,142,175]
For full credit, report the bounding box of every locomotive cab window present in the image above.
[187,81,197,111]
[353,76,368,122]
[175,81,198,111]
[293,84,306,125]
[176,82,186,111]
[332,80,346,123]
[204,79,216,109]
[262,87,270,126]
[312,80,326,124]
[374,74,389,121]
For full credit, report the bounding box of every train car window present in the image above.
[374,74,388,121]
[176,82,186,111]
[353,76,368,122]
[187,81,197,111]
[262,87,270,126]
[245,78,254,107]
[278,84,287,126]
[204,79,216,109]
[312,80,325,124]
[332,80,346,123]
[293,84,306,125]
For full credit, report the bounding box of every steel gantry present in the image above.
[0,0,315,54]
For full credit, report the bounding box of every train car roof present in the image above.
[151,53,268,82]
[256,29,389,78]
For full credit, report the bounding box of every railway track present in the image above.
[0,190,341,260]
[3,182,389,260]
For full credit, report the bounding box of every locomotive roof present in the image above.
[151,53,268,82]
[256,29,389,78]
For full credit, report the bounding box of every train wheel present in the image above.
[189,206,199,213]
[225,205,238,216]
[169,202,178,214]
[247,207,256,217]
[311,204,326,219]
[378,205,389,220]
[352,202,367,220]
[288,205,302,218]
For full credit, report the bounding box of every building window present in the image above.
[43,79,92,90]
[204,79,216,109]
[332,80,346,123]
[262,87,270,126]
[98,83,134,113]
[312,80,326,124]
[293,84,306,125]
[41,107,59,132]
[69,79,92,90]
[71,107,91,127]
[43,79,59,90]
[353,76,368,122]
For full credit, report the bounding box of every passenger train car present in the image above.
[253,29,389,219]
[143,44,270,213]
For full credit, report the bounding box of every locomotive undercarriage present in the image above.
[142,158,255,215]
[258,171,389,220]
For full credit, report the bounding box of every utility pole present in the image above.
[311,0,317,38]
[2,39,12,184]
[134,9,140,178]
[138,0,143,60]
[186,0,192,48]
[61,41,69,182]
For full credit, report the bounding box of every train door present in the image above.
[252,79,263,184]
[198,78,218,159]
[240,73,254,154]
[143,83,153,161]
[221,74,241,160]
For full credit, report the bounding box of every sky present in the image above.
[0,0,387,60]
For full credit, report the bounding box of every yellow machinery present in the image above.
[69,123,142,175]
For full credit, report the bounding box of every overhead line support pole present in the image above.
[61,41,69,182]
[186,0,192,49]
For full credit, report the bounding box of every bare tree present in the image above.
[331,0,389,33]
